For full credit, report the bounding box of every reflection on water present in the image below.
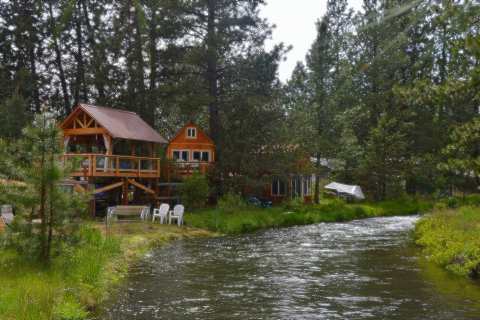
[100,216,480,320]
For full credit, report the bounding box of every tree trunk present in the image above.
[132,4,147,120]
[147,9,158,124]
[48,1,70,115]
[24,1,41,113]
[207,0,220,147]
[81,0,106,103]
[74,3,88,104]
[39,143,48,262]
[314,154,321,204]
[206,0,222,197]
[46,154,54,263]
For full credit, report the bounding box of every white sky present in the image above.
[261,0,364,82]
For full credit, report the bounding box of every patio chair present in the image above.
[152,203,170,224]
[1,205,14,226]
[169,204,184,226]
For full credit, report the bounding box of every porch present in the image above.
[63,153,161,179]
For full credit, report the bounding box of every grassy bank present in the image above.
[185,197,433,234]
[415,206,480,278]
[0,223,213,320]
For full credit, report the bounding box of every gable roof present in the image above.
[62,104,167,144]
[169,121,215,145]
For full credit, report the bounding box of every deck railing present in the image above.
[63,153,161,178]
[163,161,213,179]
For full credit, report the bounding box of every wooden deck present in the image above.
[63,153,161,178]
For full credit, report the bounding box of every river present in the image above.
[100,216,480,319]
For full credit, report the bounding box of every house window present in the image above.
[272,177,286,196]
[292,176,301,198]
[193,151,210,162]
[193,151,201,161]
[186,127,197,139]
[173,150,189,161]
[201,151,210,162]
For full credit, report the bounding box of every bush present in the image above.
[217,193,248,213]
[415,206,480,278]
[178,173,210,210]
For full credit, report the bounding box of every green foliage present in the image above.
[441,117,480,185]
[178,173,210,210]
[415,206,480,278]
[53,299,88,320]
[185,197,432,234]
[0,226,121,320]
[217,193,249,214]
[2,110,87,263]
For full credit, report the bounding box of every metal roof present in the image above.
[71,104,167,144]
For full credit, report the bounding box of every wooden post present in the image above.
[88,177,96,217]
[122,178,129,205]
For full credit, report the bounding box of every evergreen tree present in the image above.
[2,108,86,263]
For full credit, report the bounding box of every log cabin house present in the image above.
[61,104,167,214]
[165,122,215,177]
[61,104,313,214]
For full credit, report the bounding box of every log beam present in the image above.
[93,181,123,194]
[128,179,156,195]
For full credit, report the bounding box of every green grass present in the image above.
[0,223,213,320]
[185,197,433,234]
[415,206,480,278]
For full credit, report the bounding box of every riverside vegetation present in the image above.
[415,195,480,279]
[184,194,433,234]
[0,223,213,320]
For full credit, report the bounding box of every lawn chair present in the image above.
[1,205,14,226]
[152,203,170,224]
[169,204,184,226]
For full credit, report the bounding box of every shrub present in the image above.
[415,206,480,278]
[217,193,248,213]
[178,173,210,210]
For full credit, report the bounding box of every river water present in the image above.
[100,216,480,319]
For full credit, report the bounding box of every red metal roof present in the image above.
[67,104,167,144]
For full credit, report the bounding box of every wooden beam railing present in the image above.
[169,161,213,177]
[62,153,161,178]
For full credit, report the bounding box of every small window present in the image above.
[186,127,197,138]
[201,151,209,162]
[193,151,201,161]
[181,151,189,161]
[173,151,180,160]
[272,177,286,196]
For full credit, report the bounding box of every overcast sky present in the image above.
[261,0,364,82]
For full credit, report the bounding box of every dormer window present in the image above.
[186,127,197,139]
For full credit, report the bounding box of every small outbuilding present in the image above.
[324,182,365,200]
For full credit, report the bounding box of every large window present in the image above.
[173,150,189,161]
[186,127,197,139]
[272,177,286,196]
[193,151,210,162]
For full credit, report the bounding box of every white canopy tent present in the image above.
[324,182,365,200]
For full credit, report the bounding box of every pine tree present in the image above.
[3,108,86,263]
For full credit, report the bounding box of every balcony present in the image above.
[163,161,213,180]
[63,153,161,179]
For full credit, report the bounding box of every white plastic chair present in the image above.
[140,206,151,220]
[1,205,14,225]
[169,204,184,226]
[152,203,170,224]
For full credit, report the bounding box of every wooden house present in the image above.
[165,122,215,177]
[60,105,313,213]
[61,104,167,213]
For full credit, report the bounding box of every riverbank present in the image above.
[185,197,433,234]
[0,223,213,320]
[415,205,480,278]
